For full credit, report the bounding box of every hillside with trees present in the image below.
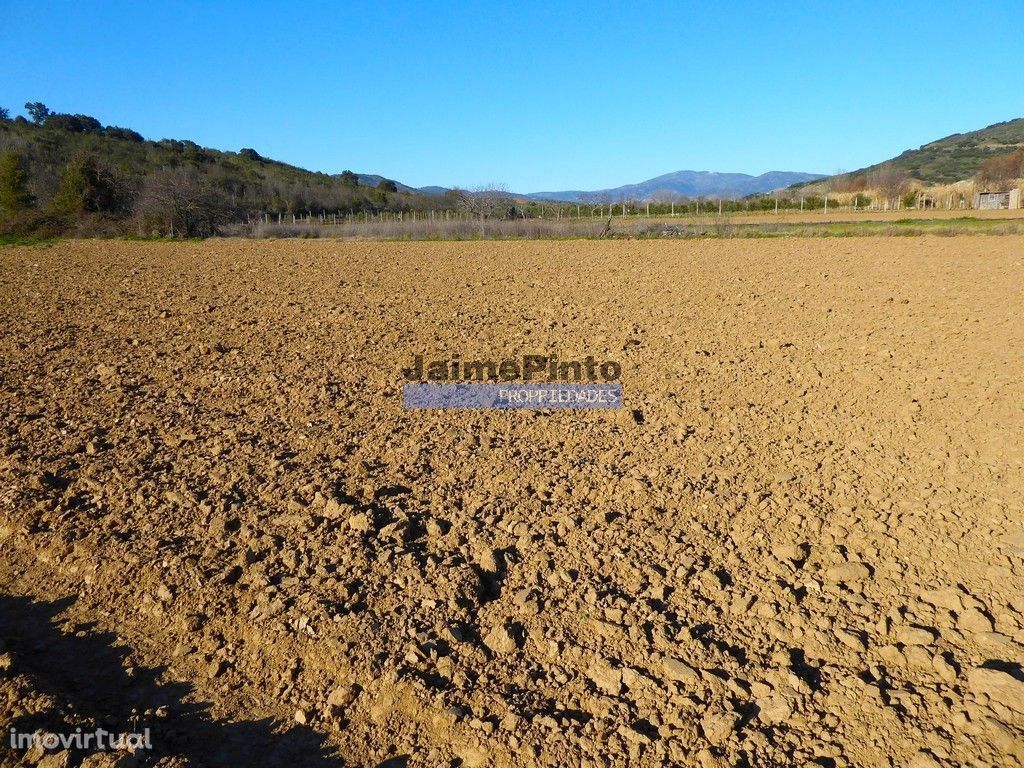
[795,118,1024,193]
[0,102,455,237]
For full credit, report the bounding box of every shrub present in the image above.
[0,150,35,215]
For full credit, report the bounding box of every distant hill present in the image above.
[796,118,1024,189]
[527,170,825,202]
[412,185,452,197]
[354,173,447,196]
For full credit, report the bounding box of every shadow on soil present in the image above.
[0,594,343,767]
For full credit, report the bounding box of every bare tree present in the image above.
[831,172,867,193]
[867,164,911,206]
[134,168,230,237]
[452,184,516,221]
[976,150,1024,188]
[650,189,681,212]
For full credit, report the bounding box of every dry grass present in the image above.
[231,213,1024,241]
[248,218,612,240]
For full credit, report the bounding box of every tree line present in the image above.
[0,102,455,237]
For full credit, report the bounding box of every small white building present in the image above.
[974,189,1022,210]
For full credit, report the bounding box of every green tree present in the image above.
[0,150,35,215]
[51,155,123,215]
[377,178,398,193]
[45,113,103,133]
[340,170,359,187]
[24,102,51,125]
[0,107,9,121]
[104,126,144,142]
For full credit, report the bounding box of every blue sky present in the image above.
[2,1,1020,191]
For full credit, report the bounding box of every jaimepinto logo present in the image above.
[401,353,622,410]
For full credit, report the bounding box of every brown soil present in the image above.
[1,237,1022,768]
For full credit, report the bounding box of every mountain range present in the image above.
[523,170,825,203]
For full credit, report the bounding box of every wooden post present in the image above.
[718,198,722,216]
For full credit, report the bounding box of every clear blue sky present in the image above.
[3,1,1020,192]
